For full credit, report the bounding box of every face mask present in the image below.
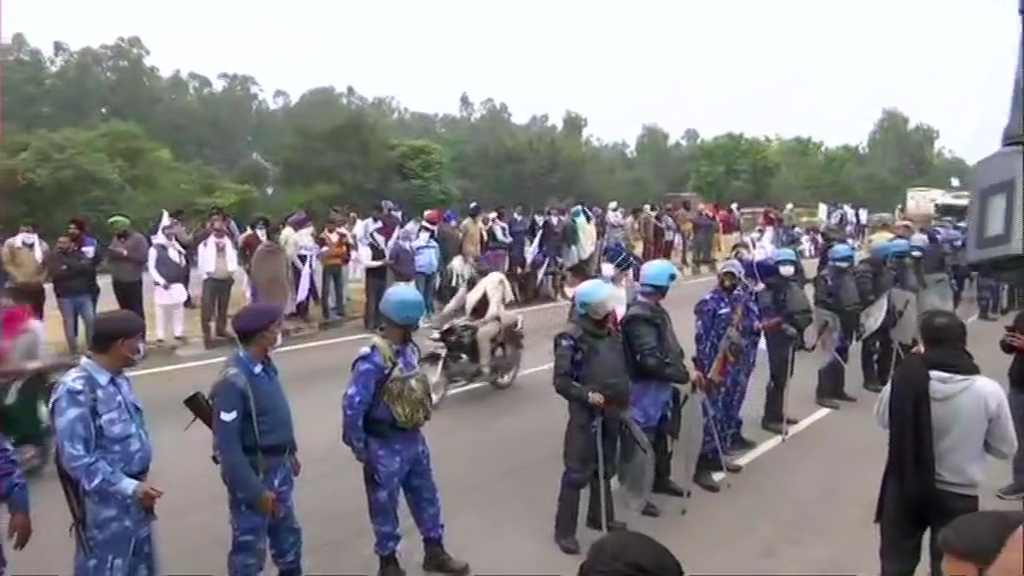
[18,233,37,245]
[910,251,924,259]
[126,341,146,366]
[778,265,795,277]
[833,261,852,270]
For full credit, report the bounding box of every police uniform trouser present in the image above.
[227,457,302,576]
[364,432,443,557]
[555,409,618,537]
[762,330,795,423]
[860,330,894,386]
[644,417,674,489]
[74,506,157,576]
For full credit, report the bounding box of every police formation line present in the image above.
[9,233,952,576]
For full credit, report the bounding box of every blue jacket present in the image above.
[210,351,296,503]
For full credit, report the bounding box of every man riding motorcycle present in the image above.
[431,260,518,376]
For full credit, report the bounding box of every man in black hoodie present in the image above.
[995,309,1024,500]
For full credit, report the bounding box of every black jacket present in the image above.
[1000,311,1024,390]
[49,249,97,298]
[620,300,690,384]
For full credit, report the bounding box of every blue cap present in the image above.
[232,303,284,336]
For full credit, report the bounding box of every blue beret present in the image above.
[231,303,284,336]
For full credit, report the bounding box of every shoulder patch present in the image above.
[219,410,238,422]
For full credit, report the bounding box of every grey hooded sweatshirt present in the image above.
[874,370,1018,496]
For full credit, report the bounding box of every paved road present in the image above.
[10,275,1018,575]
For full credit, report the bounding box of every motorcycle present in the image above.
[0,371,58,478]
[421,316,525,407]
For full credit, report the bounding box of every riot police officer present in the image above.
[887,238,921,364]
[813,243,860,409]
[620,259,692,516]
[854,238,896,393]
[552,279,631,555]
[757,249,813,433]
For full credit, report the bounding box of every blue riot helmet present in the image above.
[827,243,855,269]
[868,236,891,259]
[887,238,911,260]
[573,278,615,319]
[774,248,799,278]
[638,259,678,296]
[909,233,929,258]
[379,284,426,330]
[774,248,798,263]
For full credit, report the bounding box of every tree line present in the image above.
[0,34,973,236]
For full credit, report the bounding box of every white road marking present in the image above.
[128,274,717,377]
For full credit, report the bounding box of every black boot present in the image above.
[693,469,720,493]
[421,541,470,575]
[640,501,661,517]
[584,478,625,531]
[817,397,841,409]
[863,379,883,393]
[650,431,686,497]
[554,482,582,548]
[761,419,785,434]
[377,554,406,576]
[729,434,757,452]
[554,534,581,555]
[653,479,687,497]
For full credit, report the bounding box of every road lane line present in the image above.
[706,311,981,480]
[129,275,717,377]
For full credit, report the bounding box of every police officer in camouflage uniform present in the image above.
[342,284,469,576]
[51,310,160,575]
[552,279,630,555]
[210,302,303,575]
[0,433,31,574]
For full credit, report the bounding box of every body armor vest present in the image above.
[774,279,813,332]
[828,270,860,313]
[566,320,631,402]
[621,301,686,380]
[372,340,433,429]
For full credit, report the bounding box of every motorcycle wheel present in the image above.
[489,345,521,390]
[421,356,450,409]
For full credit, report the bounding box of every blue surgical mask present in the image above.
[778,264,796,277]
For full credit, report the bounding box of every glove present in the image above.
[781,324,798,338]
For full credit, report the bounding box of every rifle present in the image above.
[708,300,745,383]
[183,391,215,430]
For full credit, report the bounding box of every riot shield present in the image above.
[859,294,889,339]
[615,417,655,513]
[889,288,918,345]
[671,386,704,514]
[811,308,842,364]
[918,272,955,313]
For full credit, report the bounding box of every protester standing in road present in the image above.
[1,222,49,320]
[995,309,1024,500]
[210,303,303,576]
[106,215,149,328]
[318,217,351,321]
[51,309,161,575]
[552,279,630,555]
[873,310,1017,576]
[196,218,238,344]
[48,236,98,355]
[146,218,189,345]
[67,218,101,309]
[342,285,469,576]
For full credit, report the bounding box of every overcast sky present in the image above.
[4,0,1019,161]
